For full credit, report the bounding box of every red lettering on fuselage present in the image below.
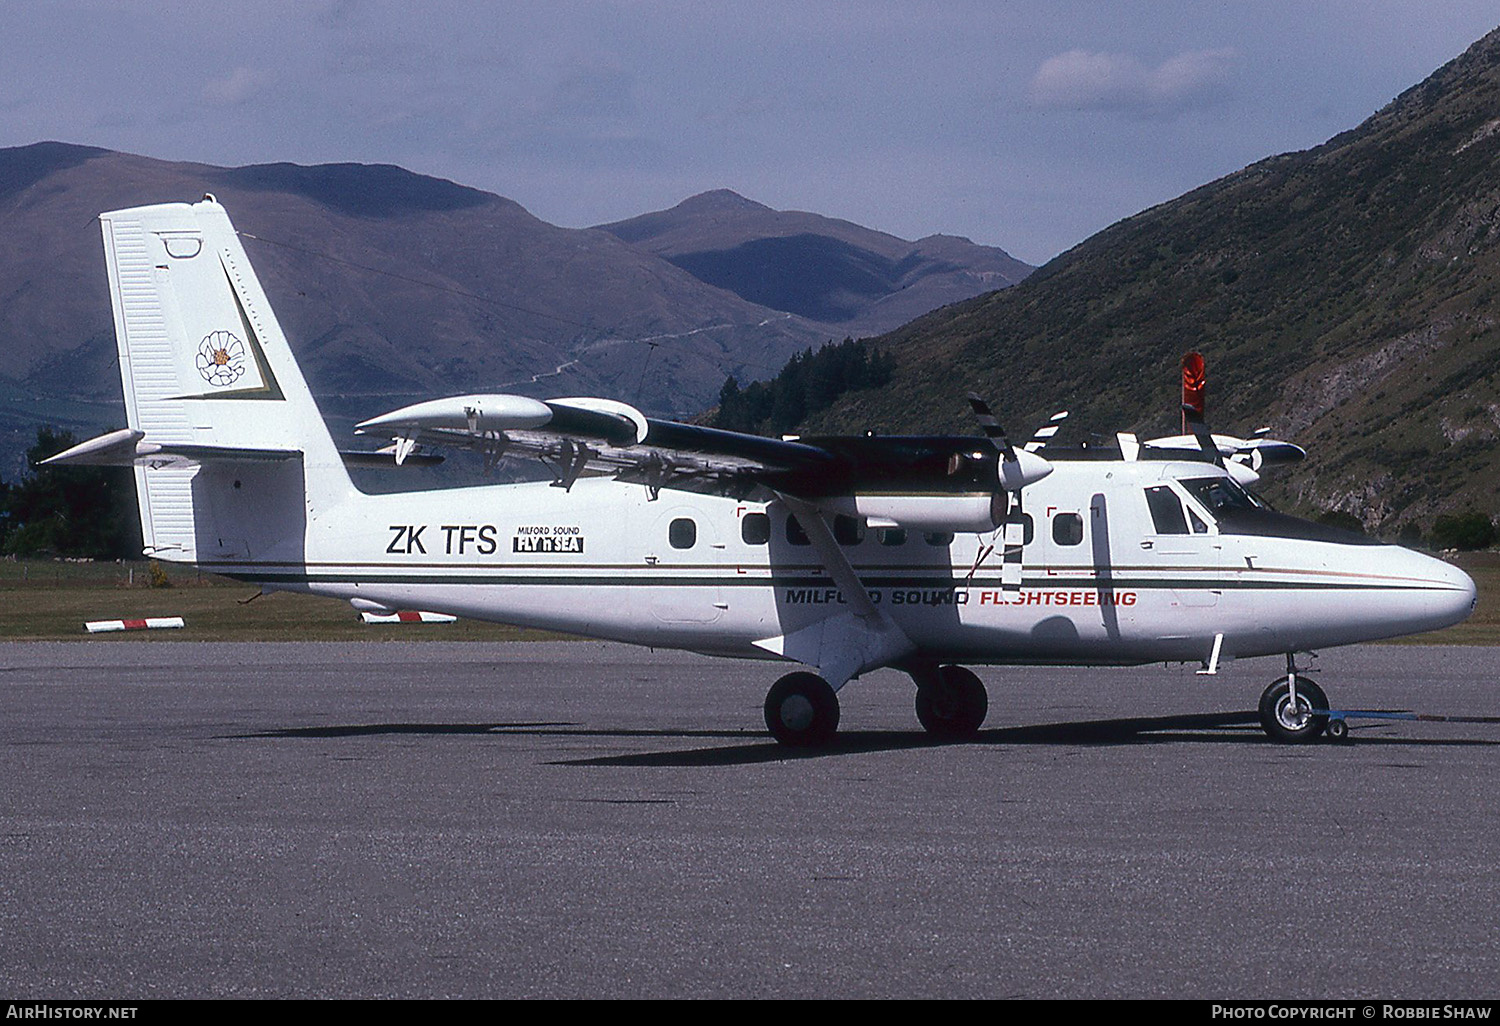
[975,590,1136,607]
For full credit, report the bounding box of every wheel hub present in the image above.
[778,694,815,732]
[1277,696,1311,731]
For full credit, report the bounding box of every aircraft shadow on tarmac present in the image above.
[234,710,1499,767]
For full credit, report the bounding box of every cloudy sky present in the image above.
[2,1,1497,264]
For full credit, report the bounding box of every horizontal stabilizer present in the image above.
[40,428,299,468]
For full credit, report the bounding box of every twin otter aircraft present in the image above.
[49,198,1477,746]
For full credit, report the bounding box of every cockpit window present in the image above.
[1144,486,1189,535]
[1180,476,1265,514]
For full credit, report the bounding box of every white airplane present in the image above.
[46,197,1477,747]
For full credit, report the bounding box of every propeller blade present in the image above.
[968,395,1052,594]
[966,393,1017,462]
[1023,410,1069,453]
[1001,496,1025,594]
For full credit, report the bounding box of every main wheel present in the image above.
[915,665,989,740]
[764,672,840,747]
[1258,676,1328,744]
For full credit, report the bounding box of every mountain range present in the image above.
[12,25,1499,530]
[596,189,1030,331]
[810,25,1500,530]
[0,146,1029,477]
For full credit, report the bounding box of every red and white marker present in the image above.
[359,610,458,624]
[85,616,185,634]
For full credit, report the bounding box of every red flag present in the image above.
[1181,352,1206,432]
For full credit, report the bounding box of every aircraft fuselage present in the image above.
[211,456,1476,671]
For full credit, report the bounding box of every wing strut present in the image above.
[548,440,594,491]
[753,493,915,689]
[777,494,881,620]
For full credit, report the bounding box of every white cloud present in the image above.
[201,66,272,106]
[1028,48,1237,117]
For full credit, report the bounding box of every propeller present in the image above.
[966,394,1054,593]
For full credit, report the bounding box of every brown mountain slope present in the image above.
[0,147,1032,478]
[812,26,1500,531]
[0,145,834,415]
[596,189,1032,333]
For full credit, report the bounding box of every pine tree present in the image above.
[2,427,141,559]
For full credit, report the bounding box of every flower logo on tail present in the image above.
[196,331,247,387]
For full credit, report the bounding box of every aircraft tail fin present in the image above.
[84,196,354,564]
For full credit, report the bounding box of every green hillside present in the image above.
[811,27,1500,534]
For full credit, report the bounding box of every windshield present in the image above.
[1176,475,1378,546]
[1179,476,1268,515]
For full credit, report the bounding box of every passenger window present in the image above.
[669,517,697,549]
[1144,486,1189,535]
[924,531,954,547]
[834,515,865,546]
[878,527,907,547]
[1187,507,1209,534]
[741,512,770,545]
[786,515,810,546]
[1052,512,1084,546]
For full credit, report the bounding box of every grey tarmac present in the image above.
[0,640,1496,999]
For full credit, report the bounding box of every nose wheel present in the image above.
[1259,674,1328,743]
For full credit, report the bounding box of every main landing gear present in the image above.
[913,664,989,740]
[762,664,990,747]
[764,672,841,747]
[1258,654,1329,744]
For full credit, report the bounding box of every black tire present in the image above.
[764,672,840,747]
[1326,717,1350,743]
[1259,676,1328,744]
[915,665,989,740]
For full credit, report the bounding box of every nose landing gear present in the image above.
[1259,654,1328,743]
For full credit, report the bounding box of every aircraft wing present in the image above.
[354,394,839,498]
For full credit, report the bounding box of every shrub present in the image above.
[1429,510,1496,550]
[1316,510,1365,534]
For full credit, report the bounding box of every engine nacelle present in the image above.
[815,494,1000,534]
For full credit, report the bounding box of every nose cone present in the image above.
[1407,549,1478,633]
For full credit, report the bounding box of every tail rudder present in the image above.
[83,196,354,564]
